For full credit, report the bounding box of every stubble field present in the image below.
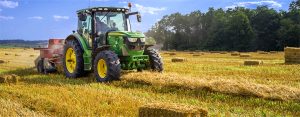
[0,48,299,116]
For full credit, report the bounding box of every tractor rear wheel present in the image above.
[63,40,84,78]
[94,50,121,82]
[144,48,163,72]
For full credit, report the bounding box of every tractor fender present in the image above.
[65,33,89,51]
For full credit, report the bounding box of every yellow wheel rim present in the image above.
[97,59,107,78]
[65,48,76,73]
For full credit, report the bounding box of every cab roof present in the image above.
[77,7,129,14]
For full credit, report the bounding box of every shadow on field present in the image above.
[2,68,93,86]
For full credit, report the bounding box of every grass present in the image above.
[0,48,299,116]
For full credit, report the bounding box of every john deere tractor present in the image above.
[63,5,163,82]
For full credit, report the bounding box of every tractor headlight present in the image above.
[140,38,146,42]
[128,38,138,43]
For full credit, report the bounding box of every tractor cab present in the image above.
[76,7,142,50]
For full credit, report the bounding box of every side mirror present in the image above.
[137,13,142,22]
[78,13,87,21]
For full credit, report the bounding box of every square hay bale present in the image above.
[29,55,35,57]
[172,57,186,62]
[139,103,208,117]
[0,74,19,84]
[285,47,300,64]
[15,54,20,56]
[231,52,240,56]
[4,53,9,55]
[0,60,5,64]
[240,54,251,58]
[257,51,269,54]
[169,53,176,56]
[189,52,195,54]
[244,60,263,66]
[220,52,227,54]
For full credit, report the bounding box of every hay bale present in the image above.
[139,103,208,117]
[0,60,5,64]
[244,60,263,66]
[172,58,186,62]
[0,74,19,84]
[193,54,201,57]
[29,55,35,57]
[240,54,251,58]
[4,53,9,55]
[220,52,227,54]
[285,47,300,64]
[15,54,20,56]
[189,52,194,54]
[257,51,268,54]
[169,53,176,56]
[231,52,240,56]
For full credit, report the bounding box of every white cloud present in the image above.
[0,15,14,20]
[0,0,18,8]
[28,16,43,20]
[226,0,282,9]
[53,15,69,21]
[135,4,166,15]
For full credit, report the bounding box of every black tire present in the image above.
[144,48,163,72]
[37,59,45,73]
[63,40,85,78]
[94,50,121,82]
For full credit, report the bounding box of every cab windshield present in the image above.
[95,12,128,33]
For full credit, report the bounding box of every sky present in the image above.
[0,0,294,40]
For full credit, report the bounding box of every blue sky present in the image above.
[0,0,294,40]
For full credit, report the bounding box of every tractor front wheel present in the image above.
[145,48,163,72]
[94,50,121,82]
[63,40,85,78]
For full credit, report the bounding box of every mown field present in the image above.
[0,48,299,116]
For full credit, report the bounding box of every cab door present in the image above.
[78,14,93,48]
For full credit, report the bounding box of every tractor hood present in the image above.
[108,31,145,38]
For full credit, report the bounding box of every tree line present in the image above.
[145,0,300,51]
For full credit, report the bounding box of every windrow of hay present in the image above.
[284,47,300,64]
[193,54,201,57]
[0,74,20,84]
[0,99,45,116]
[240,54,251,58]
[244,60,263,66]
[122,72,300,102]
[171,58,186,62]
[139,103,208,117]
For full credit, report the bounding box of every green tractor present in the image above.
[63,6,163,82]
